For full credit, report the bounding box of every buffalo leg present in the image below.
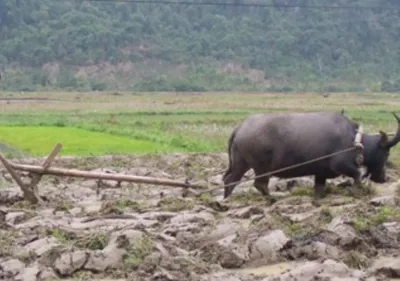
[223,163,249,199]
[253,175,276,204]
[332,163,363,195]
[253,166,272,198]
[337,165,362,186]
[253,176,270,197]
[314,175,326,199]
[362,169,370,180]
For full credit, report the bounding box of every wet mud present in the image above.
[0,153,399,281]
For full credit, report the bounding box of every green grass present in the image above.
[0,126,181,156]
[0,91,399,165]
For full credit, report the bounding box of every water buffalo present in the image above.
[222,111,400,200]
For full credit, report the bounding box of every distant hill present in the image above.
[1,0,400,92]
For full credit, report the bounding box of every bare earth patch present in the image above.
[0,153,399,281]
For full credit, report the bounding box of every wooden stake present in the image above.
[9,162,206,190]
[0,153,38,204]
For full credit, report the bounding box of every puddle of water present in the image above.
[234,262,294,277]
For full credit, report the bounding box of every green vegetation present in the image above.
[75,233,109,251]
[352,206,400,231]
[319,206,333,223]
[157,197,195,212]
[289,186,314,197]
[0,92,399,171]
[230,189,268,205]
[47,227,74,244]
[0,126,179,156]
[123,234,155,269]
[270,211,307,236]
[53,200,73,213]
[343,251,370,269]
[114,199,148,213]
[1,0,400,91]
[0,230,13,257]
[46,225,109,250]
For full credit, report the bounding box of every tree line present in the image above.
[1,0,400,92]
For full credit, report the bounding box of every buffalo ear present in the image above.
[379,130,389,147]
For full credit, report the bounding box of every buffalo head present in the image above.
[363,112,400,183]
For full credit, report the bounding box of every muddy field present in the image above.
[0,153,399,281]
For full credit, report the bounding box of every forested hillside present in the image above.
[1,0,400,92]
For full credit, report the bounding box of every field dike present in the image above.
[0,153,399,281]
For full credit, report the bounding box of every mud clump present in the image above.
[0,153,399,281]
[263,259,369,281]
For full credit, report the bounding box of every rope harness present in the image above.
[196,125,365,196]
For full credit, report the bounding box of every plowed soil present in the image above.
[0,153,399,281]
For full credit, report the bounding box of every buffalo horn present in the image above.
[385,112,400,148]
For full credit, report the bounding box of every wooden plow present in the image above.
[0,143,206,205]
